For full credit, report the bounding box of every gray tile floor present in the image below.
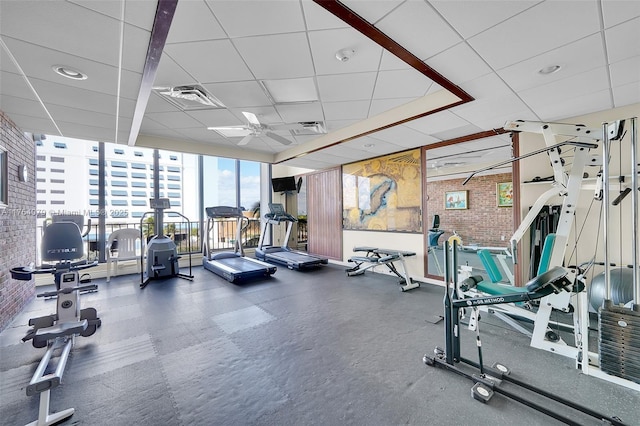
[1,262,638,426]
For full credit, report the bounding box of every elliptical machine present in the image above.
[140,197,193,289]
[11,221,101,426]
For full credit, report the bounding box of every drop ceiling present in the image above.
[1,0,638,172]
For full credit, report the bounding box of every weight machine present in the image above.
[462,118,640,391]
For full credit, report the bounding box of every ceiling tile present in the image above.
[153,54,199,88]
[233,32,315,80]
[612,81,640,108]
[606,17,640,63]
[69,0,157,30]
[274,103,324,123]
[430,0,541,39]
[145,110,207,129]
[369,98,417,117]
[427,42,493,85]
[368,124,438,148]
[0,1,122,66]
[535,89,613,122]
[609,56,640,88]
[404,110,472,136]
[373,69,433,99]
[341,0,403,24]
[601,0,640,28]
[431,124,484,141]
[186,108,246,127]
[497,33,606,92]
[2,38,132,98]
[202,81,272,108]
[164,39,254,83]
[308,28,383,75]
[0,95,49,120]
[468,1,601,70]
[375,0,461,60]
[317,72,376,102]
[453,94,535,130]
[323,100,371,121]
[168,0,226,43]
[379,49,412,71]
[301,0,350,31]
[121,23,152,73]
[207,0,305,38]
[519,67,611,113]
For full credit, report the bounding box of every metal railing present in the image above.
[35,217,308,265]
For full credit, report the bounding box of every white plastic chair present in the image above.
[106,228,143,282]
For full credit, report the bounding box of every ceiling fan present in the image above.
[208,111,298,146]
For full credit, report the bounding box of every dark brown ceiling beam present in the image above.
[423,128,509,151]
[127,0,178,146]
[313,0,474,103]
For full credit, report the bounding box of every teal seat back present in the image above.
[478,249,502,283]
[537,234,556,276]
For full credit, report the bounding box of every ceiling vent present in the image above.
[154,85,226,110]
[290,121,326,136]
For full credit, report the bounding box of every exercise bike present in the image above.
[11,221,101,426]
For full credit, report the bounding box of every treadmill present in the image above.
[255,203,328,270]
[203,206,277,283]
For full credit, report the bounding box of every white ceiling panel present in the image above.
[519,67,611,113]
[317,72,377,102]
[497,33,606,93]
[202,81,272,108]
[535,89,613,122]
[2,38,127,98]
[369,98,418,117]
[605,17,640,63]
[274,102,324,123]
[164,39,254,83]
[404,110,471,135]
[0,1,122,66]
[207,0,306,38]
[308,28,383,75]
[1,0,637,171]
[468,0,601,70]
[167,0,226,43]
[152,54,199,88]
[613,81,640,108]
[323,100,371,121]
[426,42,493,85]
[145,110,207,129]
[341,0,403,24]
[301,0,350,31]
[373,69,433,99]
[430,0,541,39]
[379,49,412,71]
[375,0,461,60]
[234,32,315,80]
[601,0,640,28]
[609,56,640,88]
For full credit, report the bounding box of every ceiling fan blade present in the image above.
[242,111,261,126]
[207,126,249,131]
[265,131,293,145]
[238,134,254,146]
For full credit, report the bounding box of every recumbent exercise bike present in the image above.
[11,221,101,426]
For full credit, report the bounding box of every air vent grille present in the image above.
[154,85,226,110]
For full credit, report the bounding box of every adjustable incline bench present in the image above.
[346,246,425,291]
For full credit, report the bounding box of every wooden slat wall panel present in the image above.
[306,167,342,260]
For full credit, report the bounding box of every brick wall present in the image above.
[426,173,513,248]
[0,111,36,331]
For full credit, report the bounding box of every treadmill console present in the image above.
[267,203,296,221]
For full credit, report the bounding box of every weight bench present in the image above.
[346,246,424,292]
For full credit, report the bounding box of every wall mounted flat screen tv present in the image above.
[271,176,297,193]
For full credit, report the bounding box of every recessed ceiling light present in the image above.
[538,65,561,75]
[52,65,88,80]
[363,143,375,148]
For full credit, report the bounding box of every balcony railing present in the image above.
[35,217,308,265]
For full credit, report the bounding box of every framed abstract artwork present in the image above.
[445,190,467,210]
